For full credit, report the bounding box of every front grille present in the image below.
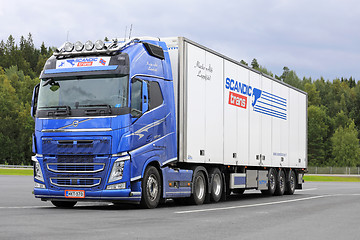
[47,163,105,173]
[50,178,101,187]
[57,155,94,163]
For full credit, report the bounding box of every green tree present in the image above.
[330,121,360,167]
[251,58,259,69]
[307,105,331,166]
[304,82,321,106]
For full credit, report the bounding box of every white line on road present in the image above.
[0,206,50,209]
[297,188,318,192]
[175,194,360,214]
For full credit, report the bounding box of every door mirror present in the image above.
[31,83,40,119]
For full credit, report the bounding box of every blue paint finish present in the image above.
[234,176,246,185]
[32,39,178,204]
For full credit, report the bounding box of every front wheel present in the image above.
[51,201,77,208]
[141,166,162,209]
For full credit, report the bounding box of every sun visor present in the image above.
[40,53,129,79]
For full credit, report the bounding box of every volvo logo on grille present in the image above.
[72,120,79,127]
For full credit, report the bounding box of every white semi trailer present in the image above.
[32,37,307,208]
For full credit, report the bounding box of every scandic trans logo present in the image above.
[225,77,287,120]
[56,57,110,69]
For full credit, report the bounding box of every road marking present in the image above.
[0,206,50,209]
[297,188,318,192]
[175,195,327,214]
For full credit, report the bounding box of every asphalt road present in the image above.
[1,175,360,240]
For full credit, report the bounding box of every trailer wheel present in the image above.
[275,169,285,196]
[141,166,162,209]
[191,171,207,205]
[209,168,223,202]
[285,170,296,195]
[261,168,277,196]
[51,201,77,208]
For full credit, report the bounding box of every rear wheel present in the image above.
[285,170,296,195]
[275,169,286,196]
[191,171,207,205]
[261,168,277,196]
[51,201,77,208]
[141,166,162,209]
[209,168,223,202]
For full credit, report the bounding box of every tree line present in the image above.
[0,34,359,167]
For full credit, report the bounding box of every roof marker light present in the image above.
[64,42,74,52]
[74,41,84,51]
[85,40,94,51]
[95,40,105,50]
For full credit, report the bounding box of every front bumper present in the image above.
[34,188,141,202]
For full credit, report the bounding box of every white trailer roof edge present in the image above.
[177,37,307,96]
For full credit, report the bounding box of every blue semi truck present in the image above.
[31,37,307,208]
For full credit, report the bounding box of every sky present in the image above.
[0,0,359,81]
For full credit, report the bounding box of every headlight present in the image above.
[108,156,129,183]
[32,157,44,182]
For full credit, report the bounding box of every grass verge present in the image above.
[0,168,33,176]
[304,175,360,182]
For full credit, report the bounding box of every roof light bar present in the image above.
[74,41,84,51]
[64,42,74,52]
[95,40,105,50]
[85,40,94,51]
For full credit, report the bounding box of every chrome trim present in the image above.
[112,152,129,157]
[162,157,177,166]
[47,163,105,173]
[38,115,117,120]
[42,128,112,132]
[131,74,165,80]
[130,192,141,196]
[130,176,141,181]
[50,177,101,187]
[57,118,91,130]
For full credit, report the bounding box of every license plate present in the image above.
[65,190,85,198]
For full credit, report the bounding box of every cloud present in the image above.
[1,0,360,80]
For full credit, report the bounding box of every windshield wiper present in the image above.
[40,105,71,116]
[77,104,112,115]
[42,78,55,87]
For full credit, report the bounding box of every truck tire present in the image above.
[51,201,77,208]
[191,171,207,205]
[274,169,285,196]
[209,168,223,202]
[261,168,277,196]
[285,170,296,195]
[141,166,162,209]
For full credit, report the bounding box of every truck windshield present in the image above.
[37,75,129,111]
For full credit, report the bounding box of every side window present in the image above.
[148,81,163,110]
[131,79,142,116]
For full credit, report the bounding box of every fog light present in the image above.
[74,41,84,51]
[85,40,94,51]
[34,182,46,189]
[106,182,126,190]
[64,42,74,52]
